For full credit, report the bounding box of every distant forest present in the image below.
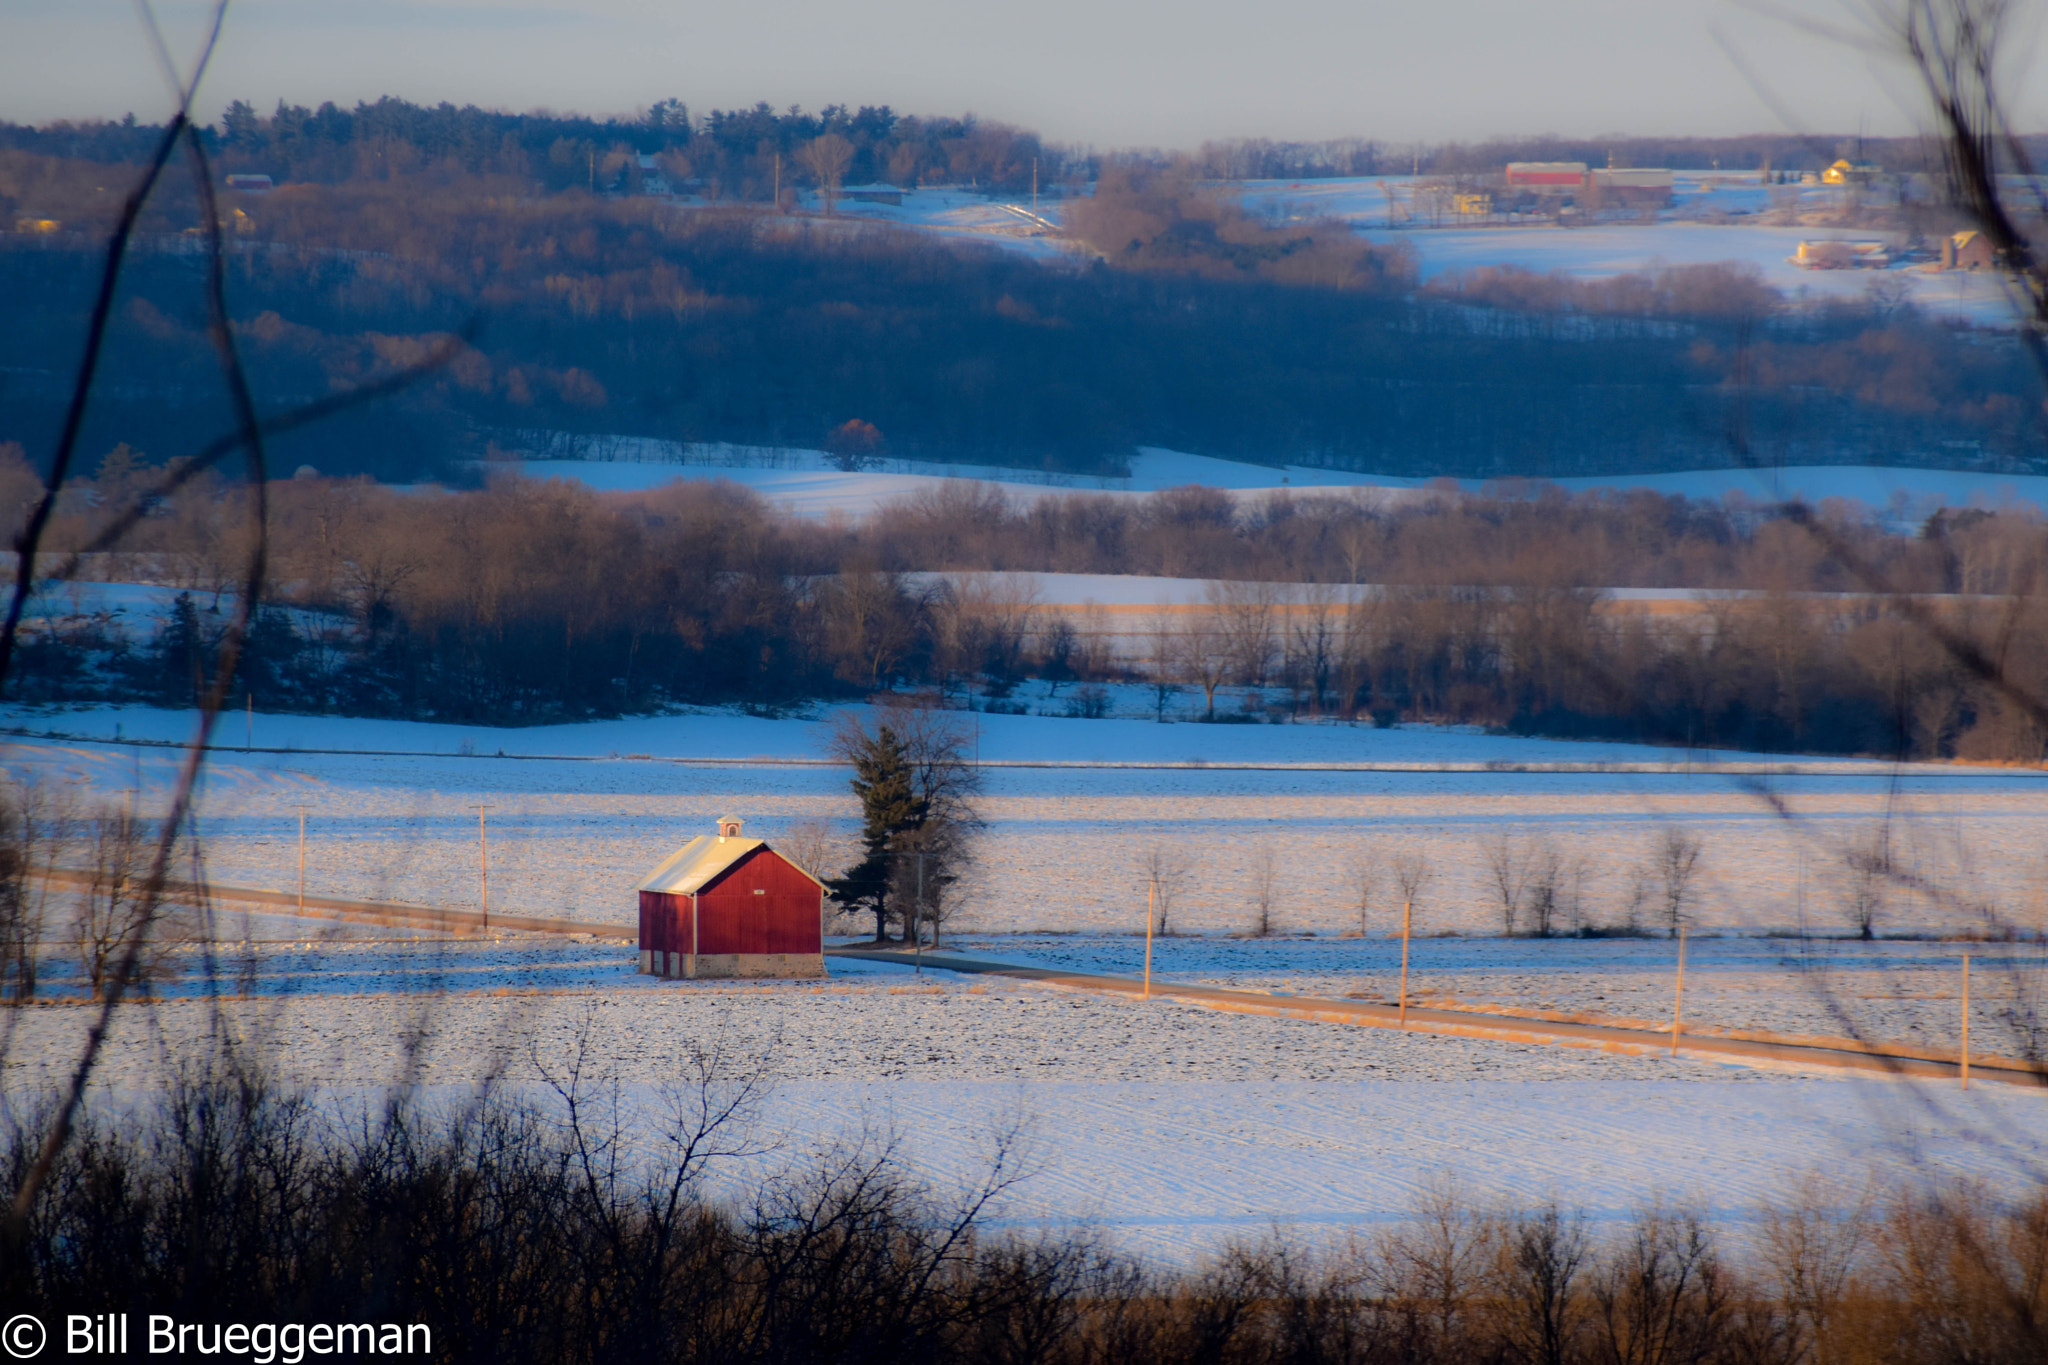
[11,98,2042,189]
[10,460,2048,764]
[0,98,1065,200]
[0,143,2037,484]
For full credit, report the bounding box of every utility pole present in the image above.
[1398,891,1413,1027]
[1031,156,1038,217]
[1144,878,1155,999]
[588,148,595,192]
[471,805,495,931]
[246,692,253,750]
[1671,925,1688,1056]
[914,852,925,974]
[1961,953,1971,1089]
[774,151,781,212]
[293,805,311,918]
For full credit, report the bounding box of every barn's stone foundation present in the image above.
[653,952,826,980]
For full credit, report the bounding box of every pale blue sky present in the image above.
[3,0,2041,147]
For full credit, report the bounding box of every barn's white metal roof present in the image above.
[636,835,763,895]
[635,834,828,894]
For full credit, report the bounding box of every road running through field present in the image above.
[826,947,2045,1088]
[98,867,2041,1089]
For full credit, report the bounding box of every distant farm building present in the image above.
[1942,230,1999,271]
[636,817,826,979]
[1504,162,1588,194]
[13,217,59,235]
[224,173,274,192]
[1587,167,1673,207]
[1821,159,1881,187]
[842,185,906,205]
[1793,239,1890,270]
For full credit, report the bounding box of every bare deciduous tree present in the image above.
[797,133,855,215]
[1347,851,1378,937]
[1209,578,1278,689]
[1482,832,1534,937]
[1143,845,1189,935]
[1867,0,2048,358]
[1515,838,1580,939]
[1282,582,1346,716]
[778,818,840,884]
[890,819,972,947]
[75,802,183,1000]
[1589,1206,1730,1363]
[928,571,1039,695]
[1392,851,1434,931]
[1760,1173,1871,1365]
[1249,845,1278,937]
[0,779,66,1001]
[1144,612,1180,721]
[1840,824,1893,941]
[1174,618,1233,720]
[1654,829,1705,938]
[1492,1202,1591,1365]
[1375,1177,1494,1344]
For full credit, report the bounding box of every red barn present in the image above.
[637,818,826,979]
[1504,162,1588,193]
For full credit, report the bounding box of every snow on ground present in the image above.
[6,943,2041,1265]
[491,444,2048,520]
[1234,173,2017,327]
[936,934,2040,1061]
[691,186,1078,262]
[1363,222,2016,326]
[1237,172,1809,232]
[7,703,2043,1264]
[1550,464,2048,515]
[4,704,2043,946]
[498,445,1413,516]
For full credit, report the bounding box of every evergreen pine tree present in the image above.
[826,724,923,942]
[154,593,206,707]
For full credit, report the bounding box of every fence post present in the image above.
[1399,895,1413,1027]
[1671,925,1688,1057]
[1961,952,1971,1090]
[1144,879,1155,1000]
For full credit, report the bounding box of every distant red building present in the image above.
[1504,162,1588,192]
[1942,230,1999,271]
[637,818,826,979]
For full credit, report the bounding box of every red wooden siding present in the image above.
[637,849,820,959]
[640,890,684,958]
[695,848,821,955]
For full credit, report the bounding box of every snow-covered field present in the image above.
[497,445,1415,516]
[1236,173,2016,326]
[6,936,2041,1265]
[7,704,2044,1262]
[1365,221,2015,326]
[6,702,2044,943]
[494,444,2048,522]
[779,172,2022,327]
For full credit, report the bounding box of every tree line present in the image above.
[20,102,2048,190]
[0,163,2033,485]
[2,1030,2043,1365]
[0,96,1068,202]
[9,458,2048,761]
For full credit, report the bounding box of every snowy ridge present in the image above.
[496,446,2048,520]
